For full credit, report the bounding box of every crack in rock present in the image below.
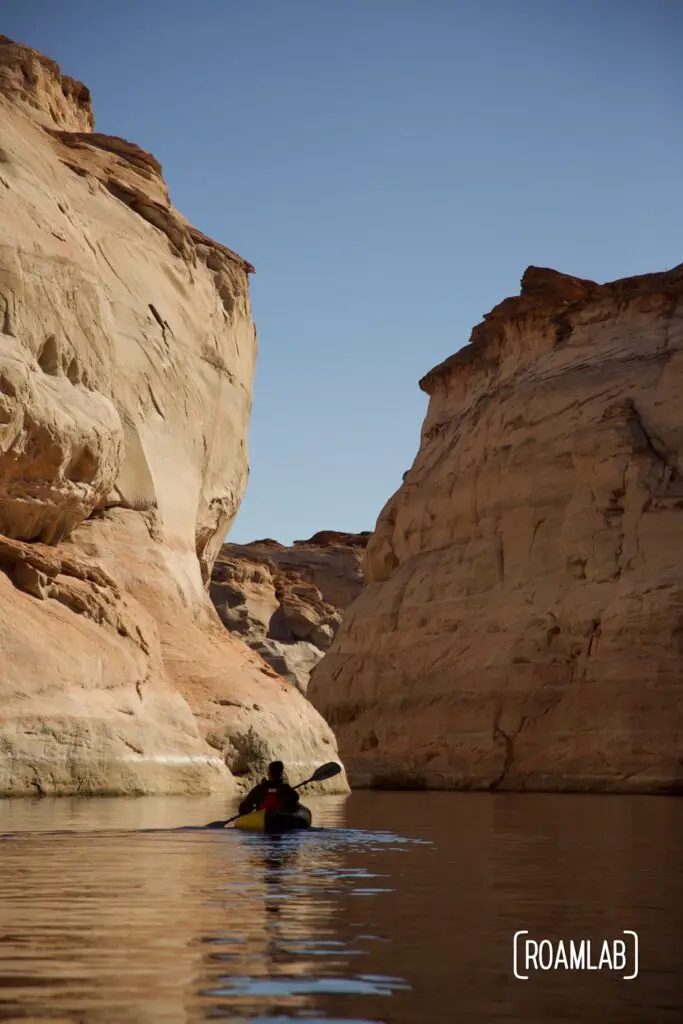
[489,709,527,789]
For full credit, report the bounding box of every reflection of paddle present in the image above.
[204,761,343,829]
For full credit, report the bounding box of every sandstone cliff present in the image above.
[0,36,344,795]
[308,265,683,794]
[211,532,368,693]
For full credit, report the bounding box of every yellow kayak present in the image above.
[234,805,312,833]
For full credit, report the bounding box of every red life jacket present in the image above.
[259,784,286,812]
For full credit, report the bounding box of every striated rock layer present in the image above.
[0,36,345,796]
[211,532,368,693]
[309,265,683,794]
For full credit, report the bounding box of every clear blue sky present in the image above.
[4,1,681,543]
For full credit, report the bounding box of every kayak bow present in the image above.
[235,805,312,833]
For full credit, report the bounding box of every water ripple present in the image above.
[0,791,681,1023]
[0,798,423,1021]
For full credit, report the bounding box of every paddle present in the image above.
[204,760,342,829]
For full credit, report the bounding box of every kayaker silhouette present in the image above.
[238,760,301,816]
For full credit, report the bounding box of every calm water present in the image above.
[0,791,681,1023]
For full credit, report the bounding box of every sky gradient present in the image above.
[4,1,681,543]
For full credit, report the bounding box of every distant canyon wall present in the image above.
[309,265,683,794]
[211,532,368,694]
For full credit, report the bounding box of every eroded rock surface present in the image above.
[0,35,345,796]
[211,533,368,692]
[308,265,683,794]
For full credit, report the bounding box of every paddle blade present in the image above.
[309,761,343,783]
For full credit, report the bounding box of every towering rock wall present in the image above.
[0,36,344,795]
[308,265,683,794]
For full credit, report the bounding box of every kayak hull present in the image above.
[234,805,312,833]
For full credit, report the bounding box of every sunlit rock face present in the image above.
[309,264,683,794]
[0,35,345,796]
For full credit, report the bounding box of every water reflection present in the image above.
[0,791,681,1022]
[197,823,412,1020]
[0,794,417,1022]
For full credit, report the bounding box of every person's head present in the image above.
[268,760,285,782]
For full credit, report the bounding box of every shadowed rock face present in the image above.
[0,35,345,796]
[211,534,368,693]
[308,265,683,794]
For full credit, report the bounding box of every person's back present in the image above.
[259,778,299,813]
[239,760,300,815]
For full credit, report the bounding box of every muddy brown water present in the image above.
[0,790,681,1022]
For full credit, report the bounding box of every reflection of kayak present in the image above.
[234,805,312,833]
